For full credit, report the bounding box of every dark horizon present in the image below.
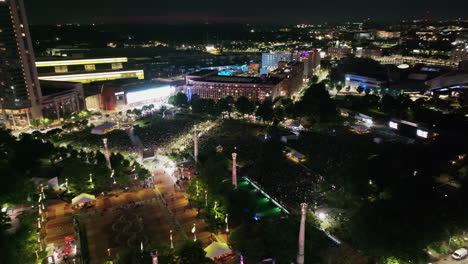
[24,0,468,25]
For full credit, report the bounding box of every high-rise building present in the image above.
[261,52,300,69]
[0,0,42,129]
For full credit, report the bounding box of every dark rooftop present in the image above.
[201,75,283,85]
[187,69,218,77]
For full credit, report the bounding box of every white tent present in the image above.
[72,193,96,205]
[204,241,231,259]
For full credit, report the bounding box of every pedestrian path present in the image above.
[153,168,212,246]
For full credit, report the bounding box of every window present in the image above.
[85,64,96,71]
[111,63,123,70]
[55,65,68,73]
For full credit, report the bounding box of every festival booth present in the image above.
[204,241,232,262]
[72,193,96,210]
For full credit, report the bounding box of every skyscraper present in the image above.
[0,0,42,129]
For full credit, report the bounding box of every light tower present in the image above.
[297,203,308,264]
[193,129,199,163]
[102,138,112,170]
[231,150,237,189]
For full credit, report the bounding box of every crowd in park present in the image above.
[177,77,468,264]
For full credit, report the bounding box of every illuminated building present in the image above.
[40,81,85,120]
[355,48,383,58]
[184,70,282,102]
[374,30,401,39]
[0,0,42,129]
[269,62,304,96]
[326,47,352,59]
[451,48,468,62]
[36,57,145,83]
[261,52,300,69]
[99,83,175,111]
[354,32,374,41]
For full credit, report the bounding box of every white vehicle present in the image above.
[452,248,468,260]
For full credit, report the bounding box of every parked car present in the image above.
[452,248,468,260]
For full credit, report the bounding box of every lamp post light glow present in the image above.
[225,214,229,232]
[213,201,218,219]
[65,178,69,192]
[170,230,173,249]
[192,223,197,241]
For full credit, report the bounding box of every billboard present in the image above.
[126,86,174,104]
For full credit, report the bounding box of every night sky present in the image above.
[24,0,468,24]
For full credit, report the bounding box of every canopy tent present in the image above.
[72,193,96,205]
[204,241,231,259]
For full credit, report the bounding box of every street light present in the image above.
[170,230,173,249]
[192,223,197,241]
[225,214,229,232]
[214,201,218,219]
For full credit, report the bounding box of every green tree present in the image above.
[255,101,274,123]
[216,98,229,118]
[357,86,364,94]
[235,96,255,117]
[174,92,189,108]
[177,240,214,264]
[311,75,319,84]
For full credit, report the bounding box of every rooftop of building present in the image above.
[36,57,128,67]
[187,69,218,77]
[199,75,283,85]
[38,68,142,77]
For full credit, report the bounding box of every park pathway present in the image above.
[153,166,212,246]
[127,127,144,151]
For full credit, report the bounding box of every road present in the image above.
[434,257,468,264]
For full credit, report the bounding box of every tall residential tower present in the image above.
[0,0,42,129]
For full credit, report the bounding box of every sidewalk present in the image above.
[153,167,212,246]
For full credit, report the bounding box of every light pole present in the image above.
[170,230,174,249]
[225,214,229,232]
[193,129,199,163]
[297,203,308,264]
[214,201,218,219]
[65,178,69,193]
[232,151,237,189]
[102,138,112,170]
[89,173,94,189]
[205,191,208,207]
[192,223,197,241]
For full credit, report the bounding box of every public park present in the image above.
[1,79,468,264]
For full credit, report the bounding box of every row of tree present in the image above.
[170,81,338,125]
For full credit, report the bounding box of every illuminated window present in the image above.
[55,65,68,73]
[85,64,96,71]
[111,63,123,70]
